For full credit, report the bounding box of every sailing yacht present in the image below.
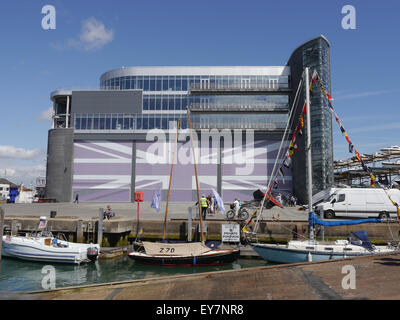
[250,68,399,264]
[129,110,240,266]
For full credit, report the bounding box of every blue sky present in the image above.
[0,0,399,185]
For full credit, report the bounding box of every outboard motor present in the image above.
[87,247,99,262]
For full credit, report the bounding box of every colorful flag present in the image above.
[289,140,294,157]
[138,228,144,238]
[212,188,225,213]
[283,155,291,168]
[151,188,161,212]
[292,133,299,152]
[278,167,285,184]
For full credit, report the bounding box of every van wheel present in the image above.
[379,212,390,220]
[324,210,335,219]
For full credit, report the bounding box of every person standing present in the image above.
[199,194,209,220]
[74,193,79,204]
[234,198,241,217]
[209,194,215,214]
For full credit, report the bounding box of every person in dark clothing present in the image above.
[74,193,79,204]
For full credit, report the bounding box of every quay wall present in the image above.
[2,217,399,246]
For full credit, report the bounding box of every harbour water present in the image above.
[0,256,269,294]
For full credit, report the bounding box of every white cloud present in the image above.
[79,17,114,51]
[52,17,114,51]
[38,107,53,122]
[0,146,42,160]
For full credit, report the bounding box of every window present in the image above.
[93,115,99,129]
[149,95,155,110]
[150,77,156,91]
[111,114,117,129]
[148,116,155,129]
[137,77,143,89]
[156,78,162,91]
[168,76,175,91]
[162,77,168,91]
[143,76,149,91]
[175,76,182,91]
[155,96,161,110]
[162,95,168,110]
[175,95,181,110]
[337,194,346,203]
[181,76,188,91]
[155,116,161,129]
[168,95,175,110]
[143,96,149,110]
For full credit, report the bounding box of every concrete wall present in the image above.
[45,128,74,202]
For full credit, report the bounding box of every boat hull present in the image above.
[128,249,240,266]
[250,243,395,264]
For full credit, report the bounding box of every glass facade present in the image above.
[73,112,288,131]
[302,38,334,193]
[100,75,289,91]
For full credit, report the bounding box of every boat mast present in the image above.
[186,108,205,242]
[163,118,180,240]
[305,68,314,241]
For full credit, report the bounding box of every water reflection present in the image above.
[0,256,268,293]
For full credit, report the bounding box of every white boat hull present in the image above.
[2,235,100,265]
[251,240,397,264]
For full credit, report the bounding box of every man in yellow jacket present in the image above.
[197,194,209,220]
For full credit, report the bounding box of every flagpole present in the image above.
[305,67,314,241]
[186,108,205,242]
[163,118,180,240]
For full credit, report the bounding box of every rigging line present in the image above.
[253,72,305,235]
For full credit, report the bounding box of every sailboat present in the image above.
[129,110,240,266]
[250,68,399,264]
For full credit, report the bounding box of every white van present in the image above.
[315,188,400,219]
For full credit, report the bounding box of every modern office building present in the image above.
[45,35,333,203]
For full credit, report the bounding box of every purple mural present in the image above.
[72,140,132,202]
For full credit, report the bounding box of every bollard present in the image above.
[187,207,192,242]
[98,208,103,246]
[0,206,4,265]
[76,220,84,243]
[11,220,18,236]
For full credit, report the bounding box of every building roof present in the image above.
[0,178,18,188]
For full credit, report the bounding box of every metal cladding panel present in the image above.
[72,140,132,202]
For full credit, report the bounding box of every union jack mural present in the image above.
[72,140,132,202]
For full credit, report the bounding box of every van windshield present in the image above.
[327,193,337,202]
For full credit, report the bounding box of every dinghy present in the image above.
[1,217,100,265]
[2,232,100,264]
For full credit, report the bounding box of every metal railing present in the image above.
[189,102,289,112]
[189,82,290,91]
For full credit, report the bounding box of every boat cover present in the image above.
[308,212,381,227]
[142,241,211,256]
[348,231,374,251]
